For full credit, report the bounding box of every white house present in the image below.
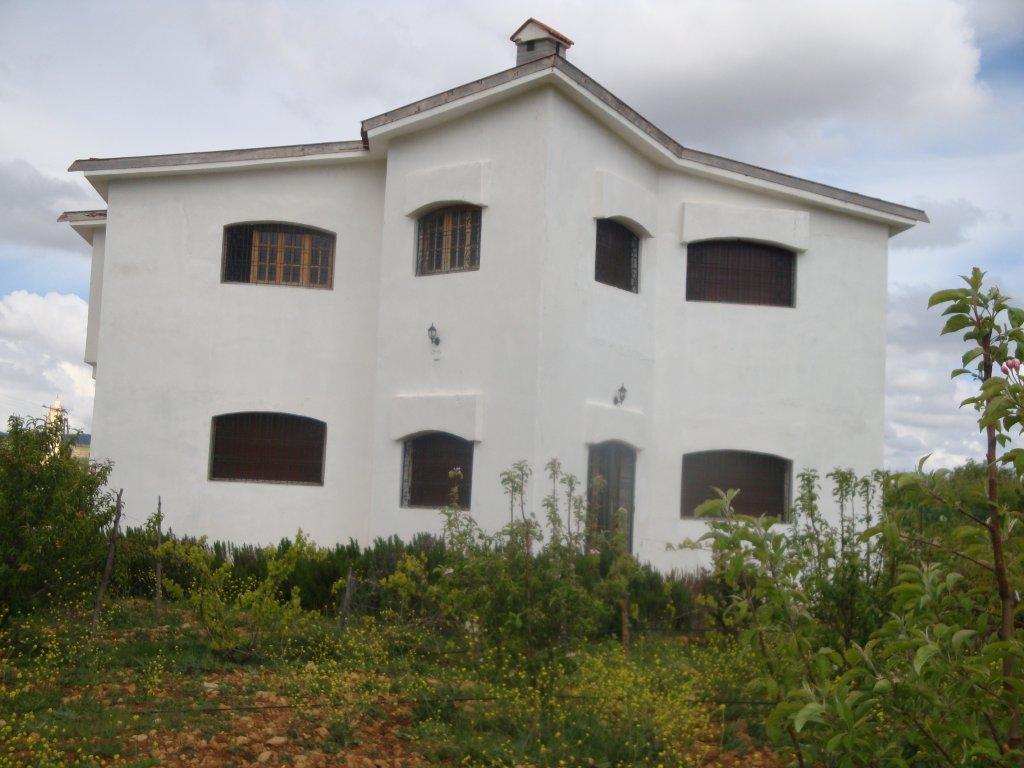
[62,20,926,570]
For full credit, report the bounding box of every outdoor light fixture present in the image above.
[427,323,440,347]
[613,384,627,406]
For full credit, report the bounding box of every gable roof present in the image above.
[67,53,926,227]
[362,55,927,225]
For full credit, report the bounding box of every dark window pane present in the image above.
[402,432,474,508]
[222,223,335,289]
[587,441,637,550]
[416,206,482,275]
[686,240,795,307]
[595,219,639,293]
[681,450,790,519]
[210,412,326,484]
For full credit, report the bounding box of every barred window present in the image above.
[401,432,474,508]
[595,219,640,292]
[210,412,326,484]
[587,441,637,550]
[416,206,482,275]
[686,240,795,307]
[681,450,790,519]
[222,223,335,289]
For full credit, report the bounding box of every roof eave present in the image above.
[362,56,927,229]
[58,209,107,244]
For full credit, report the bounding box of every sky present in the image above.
[0,0,1022,469]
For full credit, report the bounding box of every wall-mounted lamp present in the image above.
[427,323,441,347]
[613,383,627,406]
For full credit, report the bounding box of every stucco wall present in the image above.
[91,161,385,544]
[86,83,889,570]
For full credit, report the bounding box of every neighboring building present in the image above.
[61,20,926,570]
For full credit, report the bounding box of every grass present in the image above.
[1,599,781,767]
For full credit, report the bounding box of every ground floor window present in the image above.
[401,432,474,508]
[587,441,636,550]
[209,412,326,484]
[681,450,790,518]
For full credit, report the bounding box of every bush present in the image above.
[0,415,113,618]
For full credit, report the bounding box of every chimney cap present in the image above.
[510,18,574,47]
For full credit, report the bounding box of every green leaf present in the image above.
[913,643,940,675]
[962,348,984,366]
[952,629,976,652]
[928,288,967,307]
[1008,307,1024,328]
[693,498,724,518]
[951,368,970,378]
[916,453,933,473]
[940,314,973,335]
[794,701,827,732]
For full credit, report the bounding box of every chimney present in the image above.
[510,18,573,66]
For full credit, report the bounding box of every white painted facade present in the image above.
[65,23,924,570]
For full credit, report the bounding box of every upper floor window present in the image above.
[686,240,795,307]
[416,205,481,275]
[401,431,474,508]
[595,219,639,293]
[210,412,326,484]
[681,450,790,519]
[223,223,335,289]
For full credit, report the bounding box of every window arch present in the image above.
[686,240,795,307]
[222,222,335,288]
[209,412,326,484]
[401,432,474,508]
[681,450,791,519]
[594,218,640,293]
[416,205,482,275]
[587,440,637,550]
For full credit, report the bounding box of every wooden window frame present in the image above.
[685,240,795,307]
[680,450,791,520]
[222,223,335,289]
[594,219,640,293]
[400,432,474,509]
[415,205,482,276]
[209,412,327,485]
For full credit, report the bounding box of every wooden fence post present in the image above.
[91,489,123,633]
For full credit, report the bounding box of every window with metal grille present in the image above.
[222,223,335,289]
[401,432,474,508]
[686,240,795,307]
[594,219,640,292]
[587,441,637,550]
[681,450,791,519]
[416,206,482,275]
[209,412,326,484]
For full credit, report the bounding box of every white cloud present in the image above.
[0,290,93,432]
[885,285,991,469]
[0,159,94,253]
[891,198,990,250]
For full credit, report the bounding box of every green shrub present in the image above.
[0,415,113,618]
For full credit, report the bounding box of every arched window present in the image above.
[401,432,474,508]
[686,240,795,307]
[416,205,482,275]
[681,450,791,519]
[594,219,640,292]
[587,441,637,549]
[222,223,335,288]
[210,412,326,484]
